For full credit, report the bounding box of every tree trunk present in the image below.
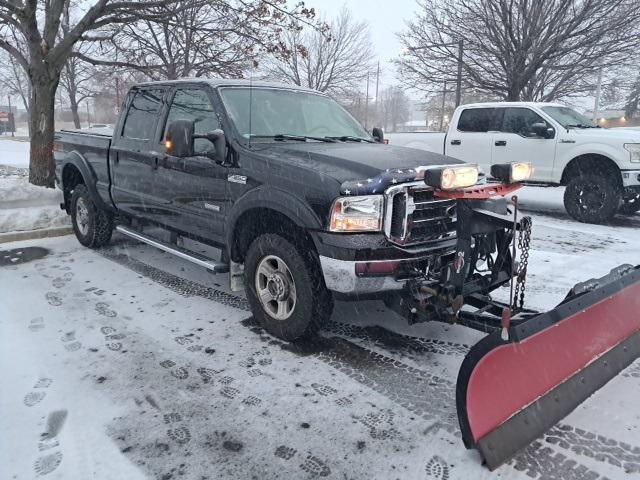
[70,98,81,129]
[29,80,58,188]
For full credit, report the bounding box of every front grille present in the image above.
[386,185,457,247]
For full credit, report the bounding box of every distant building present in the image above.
[0,106,17,134]
[583,108,637,128]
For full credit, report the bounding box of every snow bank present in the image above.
[0,176,69,234]
[0,138,30,168]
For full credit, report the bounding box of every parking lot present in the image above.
[1,188,639,480]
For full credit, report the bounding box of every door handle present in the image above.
[495,140,507,146]
[450,139,462,146]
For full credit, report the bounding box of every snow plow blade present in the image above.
[456,264,640,470]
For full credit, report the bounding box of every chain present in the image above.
[513,216,532,310]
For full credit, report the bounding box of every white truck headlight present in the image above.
[624,143,640,163]
[490,162,534,183]
[424,165,479,190]
[329,195,383,232]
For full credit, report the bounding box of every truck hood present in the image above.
[256,142,463,184]
[566,127,640,143]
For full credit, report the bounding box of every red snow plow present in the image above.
[385,163,640,469]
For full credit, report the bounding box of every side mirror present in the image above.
[531,122,554,139]
[165,120,194,157]
[372,127,385,143]
[200,129,226,164]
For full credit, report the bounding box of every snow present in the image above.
[0,176,69,234]
[1,136,640,478]
[1,197,639,479]
[0,138,30,167]
[0,139,70,235]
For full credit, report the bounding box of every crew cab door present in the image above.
[110,87,168,216]
[445,107,502,175]
[153,86,228,244]
[491,107,557,182]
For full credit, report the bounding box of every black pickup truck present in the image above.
[55,79,471,340]
[55,79,640,470]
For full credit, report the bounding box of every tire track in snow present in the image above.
[96,244,640,478]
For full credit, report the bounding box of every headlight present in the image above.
[424,165,479,190]
[329,195,383,232]
[490,162,534,183]
[624,143,640,163]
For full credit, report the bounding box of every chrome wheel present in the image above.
[255,255,297,320]
[76,197,90,236]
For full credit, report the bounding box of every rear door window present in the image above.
[122,88,165,140]
[457,108,503,132]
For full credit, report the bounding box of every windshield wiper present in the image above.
[326,135,374,143]
[249,134,335,142]
[565,123,598,129]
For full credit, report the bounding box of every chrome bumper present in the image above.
[622,170,640,187]
[319,256,405,294]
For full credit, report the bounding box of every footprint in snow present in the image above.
[45,292,62,307]
[95,302,117,317]
[24,391,47,407]
[34,451,63,476]
[29,317,45,332]
[425,455,450,480]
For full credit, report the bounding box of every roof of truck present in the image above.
[134,78,323,93]
[459,102,566,108]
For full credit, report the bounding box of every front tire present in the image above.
[563,173,621,223]
[619,191,640,215]
[244,234,333,341]
[70,184,113,248]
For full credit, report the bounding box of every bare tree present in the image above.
[626,75,640,119]
[0,0,319,187]
[81,0,319,80]
[378,87,410,133]
[0,50,32,121]
[266,7,374,96]
[60,54,100,128]
[397,0,640,101]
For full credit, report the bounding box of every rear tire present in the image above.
[244,233,333,341]
[70,184,113,248]
[563,172,621,223]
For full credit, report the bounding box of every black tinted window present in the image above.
[165,89,220,154]
[501,108,546,136]
[457,108,502,132]
[122,89,165,140]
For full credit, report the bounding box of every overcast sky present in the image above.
[317,0,417,89]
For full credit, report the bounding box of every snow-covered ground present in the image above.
[1,199,639,479]
[0,137,30,167]
[0,139,70,235]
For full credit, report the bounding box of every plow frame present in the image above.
[384,179,640,470]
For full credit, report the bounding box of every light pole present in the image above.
[408,40,464,107]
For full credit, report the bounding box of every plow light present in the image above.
[424,165,479,190]
[491,162,534,183]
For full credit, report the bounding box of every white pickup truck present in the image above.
[387,102,640,223]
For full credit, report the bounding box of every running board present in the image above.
[115,225,229,274]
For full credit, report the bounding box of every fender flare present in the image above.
[225,186,324,247]
[60,151,111,211]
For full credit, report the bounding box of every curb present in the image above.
[0,226,73,244]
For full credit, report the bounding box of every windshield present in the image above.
[541,106,597,128]
[219,87,372,141]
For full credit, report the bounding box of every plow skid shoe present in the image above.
[456,265,640,470]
